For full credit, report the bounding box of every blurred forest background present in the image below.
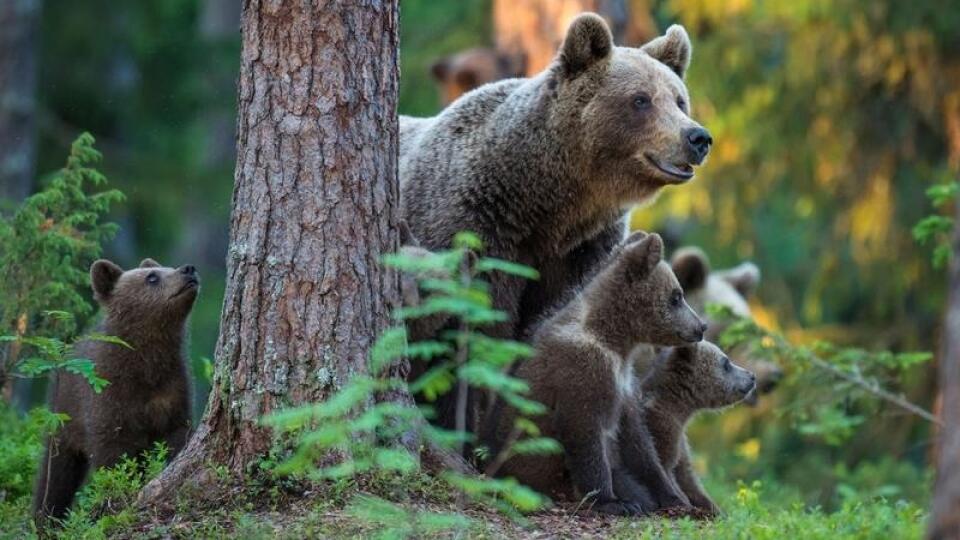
[3,0,959,515]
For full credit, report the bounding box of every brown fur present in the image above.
[33,258,198,523]
[431,47,525,105]
[671,247,782,403]
[628,342,755,516]
[495,233,706,515]
[400,13,710,433]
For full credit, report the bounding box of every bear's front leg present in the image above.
[33,437,88,523]
[674,437,720,517]
[618,407,692,511]
[556,404,641,516]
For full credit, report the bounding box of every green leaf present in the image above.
[84,333,134,350]
[409,364,457,402]
[475,257,540,280]
[60,358,110,393]
[453,231,484,251]
[509,437,562,456]
[369,327,408,375]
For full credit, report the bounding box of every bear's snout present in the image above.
[683,126,712,164]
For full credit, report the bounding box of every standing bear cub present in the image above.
[494,232,707,515]
[33,259,199,523]
[630,341,755,516]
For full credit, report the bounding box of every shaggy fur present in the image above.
[494,232,707,516]
[400,13,710,431]
[33,258,198,523]
[671,247,782,402]
[626,341,755,516]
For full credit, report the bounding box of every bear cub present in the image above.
[494,232,707,515]
[33,258,199,523]
[635,341,755,516]
[670,246,782,403]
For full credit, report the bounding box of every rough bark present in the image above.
[142,0,401,504]
[929,195,960,539]
[0,0,39,206]
[493,0,657,76]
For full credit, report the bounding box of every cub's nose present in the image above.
[684,127,712,163]
[180,265,197,276]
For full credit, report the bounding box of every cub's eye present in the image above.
[633,94,652,110]
[146,273,159,285]
[723,358,732,372]
[677,96,687,111]
[669,289,683,307]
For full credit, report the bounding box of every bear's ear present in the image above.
[91,260,124,301]
[671,247,710,291]
[623,230,649,244]
[641,24,692,79]
[719,262,760,298]
[623,232,664,279]
[430,58,450,82]
[496,50,527,78]
[139,258,161,268]
[559,13,613,79]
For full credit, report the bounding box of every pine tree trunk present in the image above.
[0,0,39,205]
[929,197,960,539]
[142,0,402,503]
[493,0,657,76]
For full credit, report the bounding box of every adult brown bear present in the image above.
[399,13,711,430]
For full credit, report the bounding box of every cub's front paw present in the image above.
[656,490,691,511]
[591,500,643,516]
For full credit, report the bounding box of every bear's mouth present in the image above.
[169,279,200,299]
[645,153,695,182]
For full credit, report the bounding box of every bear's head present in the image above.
[585,231,706,349]
[552,13,712,203]
[658,341,756,411]
[431,48,525,105]
[671,247,783,403]
[91,258,200,325]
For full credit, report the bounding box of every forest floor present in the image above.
[116,474,927,540]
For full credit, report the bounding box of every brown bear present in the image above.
[493,232,707,516]
[33,258,198,523]
[670,247,782,403]
[400,13,711,430]
[624,341,755,516]
[430,47,525,105]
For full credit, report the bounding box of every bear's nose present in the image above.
[180,265,196,276]
[684,127,712,162]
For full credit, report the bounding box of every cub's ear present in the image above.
[139,258,161,268]
[623,230,649,244]
[559,13,613,79]
[430,58,450,82]
[623,232,664,279]
[718,262,760,298]
[91,260,124,301]
[671,247,710,292]
[641,24,692,79]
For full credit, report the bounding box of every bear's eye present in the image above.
[633,94,652,110]
[669,289,683,307]
[146,273,159,285]
[723,358,732,372]
[676,96,687,111]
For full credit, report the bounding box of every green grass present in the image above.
[0,401,930,539]
[615,481,927,540]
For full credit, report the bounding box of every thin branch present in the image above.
[483,424,522,478]
[806,353,942,426]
